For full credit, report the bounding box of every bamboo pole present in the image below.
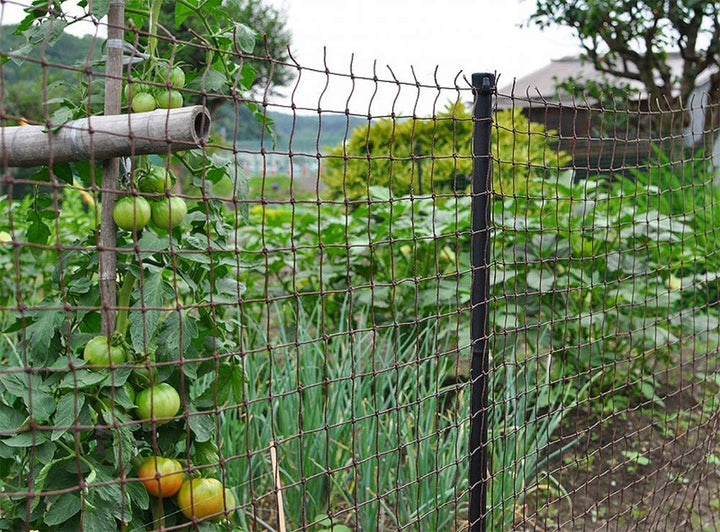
[99,0,125,336]
[0,106,210,168]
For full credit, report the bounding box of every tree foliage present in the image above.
[529,0,720,105]
[156,0,293,95]
[322,104,570,200]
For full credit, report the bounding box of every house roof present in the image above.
[496,53,716,109]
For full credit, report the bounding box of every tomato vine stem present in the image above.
[114,270,136,339]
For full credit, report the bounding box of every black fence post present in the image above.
[468,72,495,532]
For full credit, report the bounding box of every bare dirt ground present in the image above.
[517,362,720,531]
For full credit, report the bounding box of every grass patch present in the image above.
[220,300,468,530]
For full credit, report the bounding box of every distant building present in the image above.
[497,55,720,178]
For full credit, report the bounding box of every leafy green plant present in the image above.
[236,188,472,345]
[491,156,720,408]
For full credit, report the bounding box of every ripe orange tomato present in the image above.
[137,456,184,498]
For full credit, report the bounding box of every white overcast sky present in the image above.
[1,0,581,115]
[263,0,581,114]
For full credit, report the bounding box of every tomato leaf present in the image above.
[129,268,164,354]
[174,0,196,27]
[48,106,74,129]
[233,22,256,53]
[188,69,226,94]
[26,309,64,357]
[0,372,56,422]
[82,497,116,532]
[59,369,108,390]
[93,466,125,522]
[48,162,74,184]
[102,385,136,411]
[195,363,244,408]
[192,439,220,477]
[125,478,149,511]
[28,388,57,423]
[113,424,135,471]
[87,0,109,19]
[26,212,51,246]
[43,492,82,527]
[0,372,35,398]
[187,405,215,443]
[52,393,85,441]
[3,431,48,448]
[156,311,198,365]
[35,440,57,465]
[0,404,27,433]
[31,456,65,512]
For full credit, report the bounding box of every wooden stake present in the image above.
[270,442,287,532]
[99,0,126,336]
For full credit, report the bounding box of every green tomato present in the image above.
[84,336,127,367]
[151,197,187,230]
[113,196,152,231]
[155,89,183,109]
[167,66,186,89]
[135,383,181,423]
[137,166,175,194]
[212,489,236,522]
[125,82,150,101]
[131,92,157,113]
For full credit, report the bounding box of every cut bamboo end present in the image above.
[0,105,211,167]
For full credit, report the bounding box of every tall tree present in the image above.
[529,1,720,107]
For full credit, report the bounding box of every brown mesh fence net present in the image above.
[0,3,719,531]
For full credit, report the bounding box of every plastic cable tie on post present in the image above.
[68,119,89,160]
[106,38,125,50]
[120,157,132,185]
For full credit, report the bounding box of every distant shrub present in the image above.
[321,103,571,200]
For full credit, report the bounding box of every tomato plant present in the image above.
[113,196,152,231]
[0,0,261,529]
[176,478,235,522]
[137,456,185,498]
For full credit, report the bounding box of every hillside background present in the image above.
[0,25,364,180]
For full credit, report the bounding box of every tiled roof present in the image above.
[496,54,716,108]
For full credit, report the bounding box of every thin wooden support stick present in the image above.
[270,442,288,532]
[99,0,125,336]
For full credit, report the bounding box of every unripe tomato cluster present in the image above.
[131,387,234,523]
[113,166,188,233]
[125,66,186,113]
[82,335,234,523]
[82,338,181,424]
